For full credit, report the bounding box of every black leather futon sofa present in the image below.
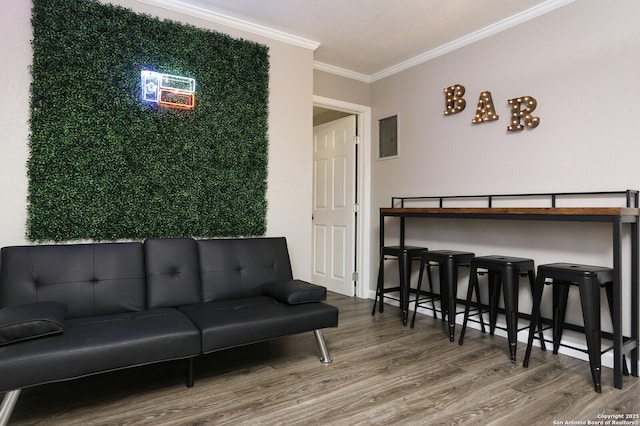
[0,237,338,424]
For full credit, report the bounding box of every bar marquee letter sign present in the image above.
[443,84,540,132]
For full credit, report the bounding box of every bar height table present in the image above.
[379,206,639,389]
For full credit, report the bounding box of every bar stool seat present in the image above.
[523,263,629,392]
[410,250,475,342]
[458,255,545,362]
[372,245,427,325]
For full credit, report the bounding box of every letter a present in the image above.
[471,91,499,124]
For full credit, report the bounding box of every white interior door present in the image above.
[312,115,357,296]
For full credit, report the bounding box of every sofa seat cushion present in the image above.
[0,308,200,393]
[0,302,66,346]
[179,296,339,353]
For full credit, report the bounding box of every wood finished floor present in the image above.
[6,292,640,425]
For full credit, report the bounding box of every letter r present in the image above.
[507,96,540,131]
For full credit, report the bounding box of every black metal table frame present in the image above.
[379,191,639,389]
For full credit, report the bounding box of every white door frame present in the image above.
[313,95,371,299]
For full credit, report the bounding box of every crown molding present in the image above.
[313,62,372,83]
[138,0,574,83]
[137,0,320,51]
[368,0,575,82]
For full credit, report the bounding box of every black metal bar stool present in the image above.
[458,255,545,362]
[372,245,427,325]
[523,263,629,392]
[410,250,475,342]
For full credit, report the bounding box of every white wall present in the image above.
[369,0,640,363]
[314,69,371,107]
[0,1,315,279]
[372,0,640,199]
[0,1,32,248]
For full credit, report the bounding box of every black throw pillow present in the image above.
[263,280,327,304]
[0,301,66,346]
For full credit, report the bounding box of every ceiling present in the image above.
[142,0,572,81]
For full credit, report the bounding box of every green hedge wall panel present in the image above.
[28,0,269,241]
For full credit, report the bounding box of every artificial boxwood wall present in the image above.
[28,0,269,241]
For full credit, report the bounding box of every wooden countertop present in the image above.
[380,207,640,217]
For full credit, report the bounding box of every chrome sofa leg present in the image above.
[313,329,332,363]
[0,389,21,426]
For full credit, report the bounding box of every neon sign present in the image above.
[141,70,196,110]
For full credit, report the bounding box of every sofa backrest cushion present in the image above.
[0,242,145,318]
[196,237,294,302]
[144,238,202,308]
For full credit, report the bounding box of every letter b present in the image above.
[443,84,466,115]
